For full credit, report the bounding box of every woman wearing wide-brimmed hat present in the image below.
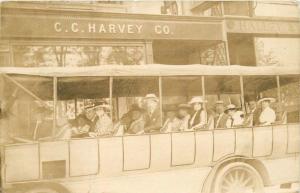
[188,96,207,130]
[258,97,276,126]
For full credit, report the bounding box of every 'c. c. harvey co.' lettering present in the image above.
[54,22,171,35]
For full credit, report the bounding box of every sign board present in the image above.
[226,19,300,35]
[1,14,224,41]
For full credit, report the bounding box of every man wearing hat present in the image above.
[189,96,207,130]
[258,97,276,126]
[178,104,191,131]
[214,100,229,129]
[143,93,162,133]
[84,103,99,132]
[244,96,261,127]
[224,104,237,128]
[160,104,181,133]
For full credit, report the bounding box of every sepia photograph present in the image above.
[0,0,299,193]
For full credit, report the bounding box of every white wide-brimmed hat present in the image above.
[85,102,110,111]
[224,104,237,113]
[258,97,276,104]
[144,93,159,102]
[215,100,224,104]
[189,96,207,104]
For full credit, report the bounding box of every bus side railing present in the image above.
[2,123,299,184]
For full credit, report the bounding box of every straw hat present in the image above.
[258,97,276,104]
[224,104,237,113]
[189,96,207,104]
[85,102,110,111]
[144,93,159,102]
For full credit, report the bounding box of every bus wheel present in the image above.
[213,162,264,193]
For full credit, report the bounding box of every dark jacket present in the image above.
[88,115,99,132]
[144,107,161,132]
[214,113,229,129]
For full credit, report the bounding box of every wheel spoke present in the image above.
[241,176,253,187]
[239,170,245,184]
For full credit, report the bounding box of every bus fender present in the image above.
[201,155,271,193]
[11,182,72,193]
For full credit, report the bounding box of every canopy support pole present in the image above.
[240,76,245,112]
[52,76,57,138]
[159,76,163,127]
[201,76,206,109]
[276,75,282,112]
[109,76,113,121]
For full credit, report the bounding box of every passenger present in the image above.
[92,104,113,137]
[214,100,229,129]
[177,104,191,131]
[224,104,238,128]
[143,94,162,133]
[84,104,99,132]
[244,96,261,127]
[233,110,245,126]
[71,114,91,138]
[258,97,276,126]
[127,105,145,135]
[189,96,207,130]
[160,104,181,133]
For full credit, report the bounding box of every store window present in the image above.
[253,1,299,18]
[0,44,11,67]
[161,1,178,15]
[12,45,145,67]
[255,38,300,67]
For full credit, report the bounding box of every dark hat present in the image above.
[178,104,192,110]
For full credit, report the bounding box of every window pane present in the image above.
[255,38,300,67]
[205,76,241,129]
[1,75,53,143]
[57,77,112,138]
[113,77,160,134]
[161,76,203,132]
[280,75,300,123]
[13,45,145,67]
[243,76,278,126]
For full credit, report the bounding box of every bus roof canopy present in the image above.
[0,65,299,77]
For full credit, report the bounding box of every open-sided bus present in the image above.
[0,65,299,193]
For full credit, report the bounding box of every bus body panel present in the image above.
[2,123,300,192]
[260,155,300,185]
[61,167,211,193]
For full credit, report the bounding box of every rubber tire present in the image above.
[212,162,265,193]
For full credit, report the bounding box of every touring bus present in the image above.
[0,64,299,193]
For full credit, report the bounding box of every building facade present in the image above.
[0,0,299,68]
